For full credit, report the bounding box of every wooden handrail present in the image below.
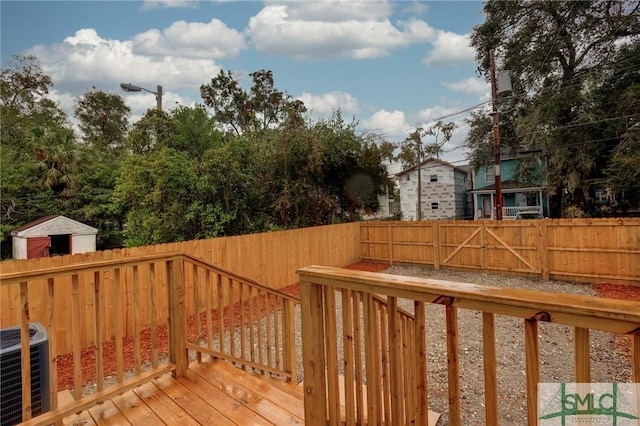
[298,266,640,334]
[298,265,640,425]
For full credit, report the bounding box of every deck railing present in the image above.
[0,252,299,425]
[298,265,640,426]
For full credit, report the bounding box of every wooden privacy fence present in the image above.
[0,252,300,425]
[360,218,640,286]
[0,222,358,354]
[298,265,640,426]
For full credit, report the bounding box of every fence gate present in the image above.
[439,222,541,275]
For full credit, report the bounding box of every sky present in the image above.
[1,0,491,164]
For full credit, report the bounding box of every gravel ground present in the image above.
[351,265,634,425]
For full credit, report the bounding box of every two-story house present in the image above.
[396,158,471,221]
[471,156,548,219]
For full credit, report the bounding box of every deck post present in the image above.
[301,280,328,424]
[283,298,297,381]
[167,258,187,377]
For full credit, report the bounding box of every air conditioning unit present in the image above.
[0,323,50,426]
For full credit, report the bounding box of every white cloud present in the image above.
[140,0,198,11]
[133,19,246,59]
[28,28,221,95]
[275,0,394,22]
[422,31,474,66]
[361,109,409,138]
[442,77,488,98]
[297,91,360,115]
[417,105,461,124]
[246,4,433,60]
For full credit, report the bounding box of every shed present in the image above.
[11,215,98,259]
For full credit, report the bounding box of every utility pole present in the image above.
[156,85,163,112]
[489,49,503,220]
[416,133,422,221]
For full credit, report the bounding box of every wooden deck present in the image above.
[60,358,305,425]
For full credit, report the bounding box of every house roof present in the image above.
[11,215,98,237]
[471,180,546,193]
[396,157,468,177]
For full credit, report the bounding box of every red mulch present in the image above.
[57,262,637,391]
[593,283,640,364]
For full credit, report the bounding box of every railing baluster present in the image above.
[353,292,364,424]
[240,281,247,368]
[228,278,235,358]
[113,268,124,383]
[265,292,272,371]
[388,297,403,424]
[149,263,159,368]
[363,292,379,425]
[248,285,255,368]
[574,327,590,382]
[379,303,390,424]
[205,269,213,353]
[192,264,201,363]
[414,301,428,425]
[20,281,32,420]
[46,277,59,418]
[324,286,340,426]
[483,312,498,425]
[216,273,223,353]
[274,294,281,371]
[341,289,355,426]
[71,274,82,398]
[94,271,104,391]
[257,288,264,372]
[525,318,539,426]
[132,266,141,375]
[445,305,461,426]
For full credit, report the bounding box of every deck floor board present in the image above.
[62,359,304,425]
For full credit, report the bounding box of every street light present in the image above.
[120,83,163,112]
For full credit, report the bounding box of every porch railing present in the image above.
[298,265,640,426]
[503,205,543,219]
[0,252,299,426]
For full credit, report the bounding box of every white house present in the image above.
[11,215,98,259]
[396,158,471,221]
[363,161,403,220]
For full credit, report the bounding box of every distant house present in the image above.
[470,156,548,219]
[396,158,471,221]
[363,161,403,220]
[11,215,97,259]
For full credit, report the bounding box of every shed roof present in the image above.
[11,215,98,238]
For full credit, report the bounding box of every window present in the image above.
[431,202,439,210]
[485,166,495,182]
[430,174,438,182]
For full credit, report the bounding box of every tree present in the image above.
[470,0,640,216]
[0,54,77,256]
[0,54,52,114]
[74,89,131,152]
[398,121,456,168]
[200,69,305,135]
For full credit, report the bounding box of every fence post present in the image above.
[167,258,187,377]
[388,222,393,265]
[540,220,549,281]
[433,222,440,270]
[301,280,327,424]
